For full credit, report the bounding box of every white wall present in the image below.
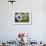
[0,0,46,41]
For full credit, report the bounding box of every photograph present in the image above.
[14,12,32,25]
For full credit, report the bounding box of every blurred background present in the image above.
[0,0,46,42]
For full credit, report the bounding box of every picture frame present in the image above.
[13,12,32,25]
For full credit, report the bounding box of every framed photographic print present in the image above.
[13,12,32,25]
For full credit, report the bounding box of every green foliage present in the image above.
[20,13,29,22]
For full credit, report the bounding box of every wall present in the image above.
[0,0,46,41]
